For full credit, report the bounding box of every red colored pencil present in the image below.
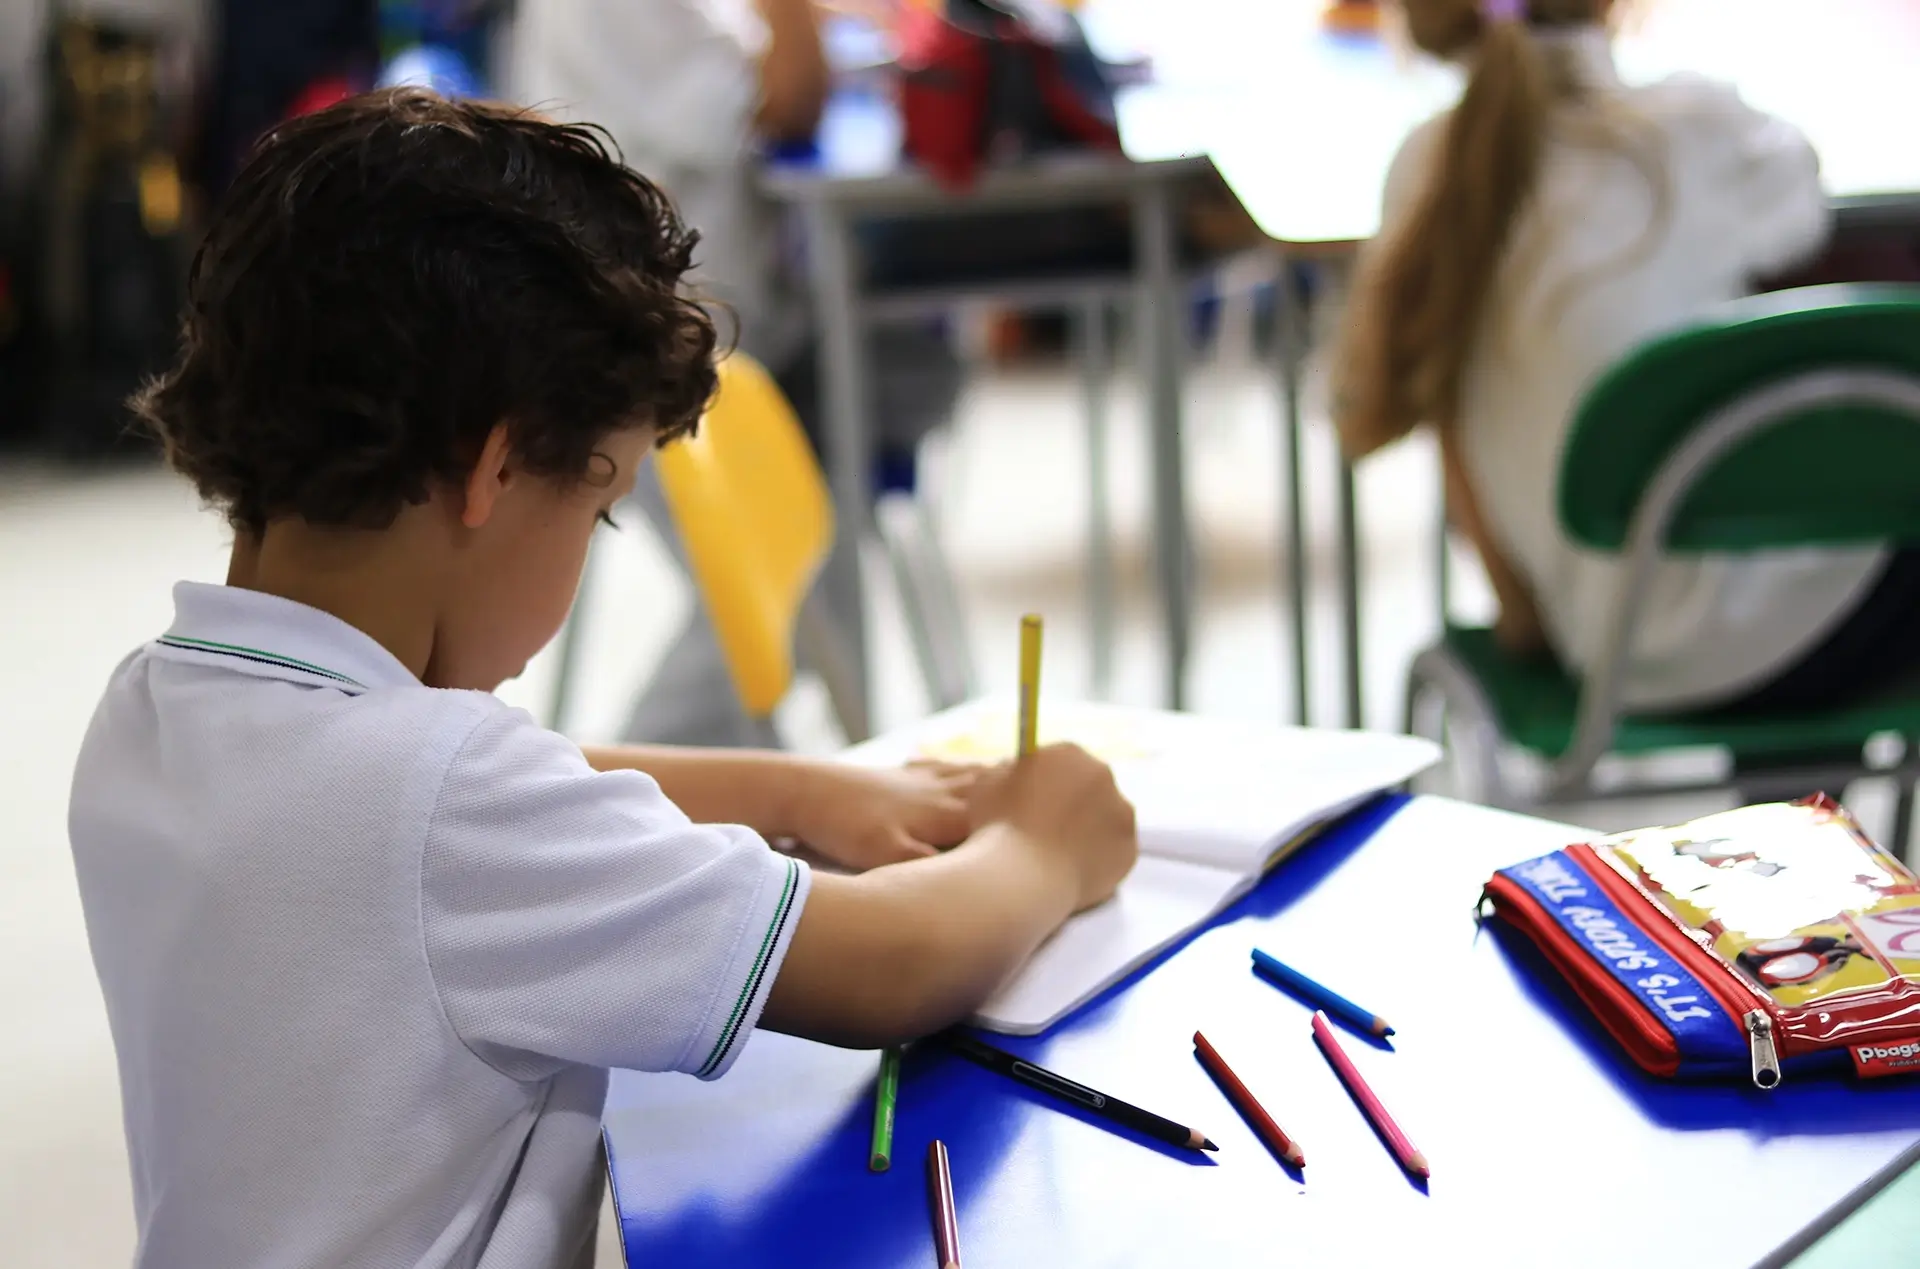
[1310,1010,1429,1178]
[1193,1030,1305,1168]
[926,1140,962,1269]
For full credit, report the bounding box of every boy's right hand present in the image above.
[761,742,1140,1049]
[973,744,1138,912]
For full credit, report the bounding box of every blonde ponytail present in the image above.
[1337,0,1599,456]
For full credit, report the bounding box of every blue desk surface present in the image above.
[605,796,1920,1268]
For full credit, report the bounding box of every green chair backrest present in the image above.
[1557,284,1920,553]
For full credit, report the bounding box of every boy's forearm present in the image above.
[580,745,805,837]
[760,824,1079,1049]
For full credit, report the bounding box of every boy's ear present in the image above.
[461,423,516,529]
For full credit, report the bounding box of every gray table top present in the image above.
[760,145,1211,211]
[771,0,1920,240]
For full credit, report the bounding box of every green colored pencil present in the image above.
[870,1048,902,1171]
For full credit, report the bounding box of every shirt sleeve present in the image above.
[1658,73,1832,281]
[420,704,809,1082]
[509,0,766,171]
[1727,111,1831,279]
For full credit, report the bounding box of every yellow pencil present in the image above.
[1017,613,1043,757]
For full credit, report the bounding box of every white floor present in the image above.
[0,357,1733,1265]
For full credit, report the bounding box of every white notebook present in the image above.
[844,701,1440,1035]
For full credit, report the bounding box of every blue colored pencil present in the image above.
[1251,948,1395,1038]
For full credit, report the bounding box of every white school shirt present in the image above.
[1380,29,1884,710]
[509,0,808,368]
[68,581,810,1269]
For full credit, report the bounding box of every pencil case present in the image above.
[1481,795,1920,1088]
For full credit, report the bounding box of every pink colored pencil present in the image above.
[1310,1010,1429,1179]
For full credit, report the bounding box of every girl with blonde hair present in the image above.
[1338,0,1920,714]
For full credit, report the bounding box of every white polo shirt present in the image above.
[1381,29,1884,710]
[68,581,810,1269]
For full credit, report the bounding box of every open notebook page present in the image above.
[842,701,1439,1034]
[879,700,1440,874]
[972,853,1248,1034]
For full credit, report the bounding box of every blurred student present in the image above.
[70,91,1137,1268]
[513,0,959,745]
[1336,0,1920,714]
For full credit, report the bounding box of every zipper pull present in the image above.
[1745,1010,1781,1089]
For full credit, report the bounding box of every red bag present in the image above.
[1482,795,1920,1087]
[896,0,1121,190]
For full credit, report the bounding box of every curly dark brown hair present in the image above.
[134,88,719,535]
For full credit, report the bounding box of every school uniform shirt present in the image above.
[67,581,810,1269]
[1381,28,1883,710]
[509,0,809,369]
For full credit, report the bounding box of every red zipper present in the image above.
[1483,872,1683,1077]
[1567,844,1778,1041]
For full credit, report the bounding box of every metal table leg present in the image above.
[1133,179,1191,711]
[804,201,874,724]
[1300,262,1364,731]
[1274,259,1311,727]
[1074,296,1116,699]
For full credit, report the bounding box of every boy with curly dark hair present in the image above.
[67,89,1136,1269]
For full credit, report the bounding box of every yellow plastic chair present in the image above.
[649,355,871,744]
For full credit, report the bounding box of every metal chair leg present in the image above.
[796,597,873,744]
[877,495,963,712]
[1401,661,1423,738]
[907,493,978,703]
[1405,644,1513,810]
[1274,260,1311,726]
[1133,180,1191,711]
[1338,459,1364,731]
[746,714,785,751]
[1401,655,1450,799]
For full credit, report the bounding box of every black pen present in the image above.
[942,1031,1218,1152]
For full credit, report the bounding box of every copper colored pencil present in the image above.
[1193,1031,1305,1168]
[927,1140,962,1269]
[1311,1011,1429,1178]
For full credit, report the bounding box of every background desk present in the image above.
[762,127,1212,716]
[605,795,1920,1267]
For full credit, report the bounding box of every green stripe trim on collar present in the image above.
[156,636,366,689]
[699,857,801,1077]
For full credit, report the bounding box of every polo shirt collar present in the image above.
[152,581,420,695]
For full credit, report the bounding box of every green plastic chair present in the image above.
[1403,284,1920,840]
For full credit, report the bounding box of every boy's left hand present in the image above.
[787,760,999,871]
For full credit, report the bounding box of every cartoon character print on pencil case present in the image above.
[1737,935,1867,989]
